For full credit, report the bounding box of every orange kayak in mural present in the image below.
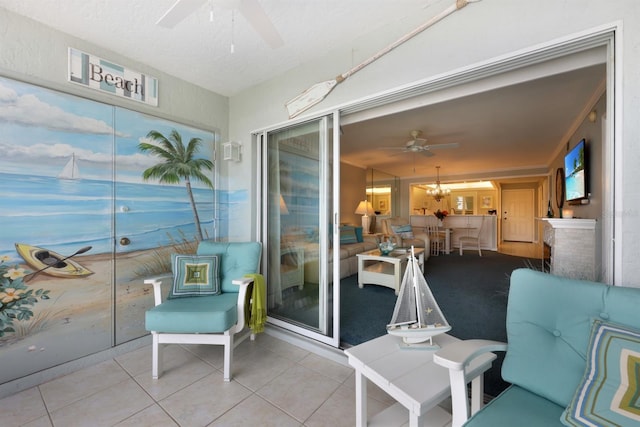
[15,243,93,278]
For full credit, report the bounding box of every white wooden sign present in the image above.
[68,48,158,107]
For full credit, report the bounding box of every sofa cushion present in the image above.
[561,319,640,427]
[196,241,261,293]
[168,254,220,299]
[465,385,564,426]
[354,226,364,242]
[502,269,640,408]
[391,224,414,239]
[341,242,365,257]
[340,226,358,244]
[145,293,238,333]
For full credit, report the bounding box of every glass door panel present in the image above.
[263,115,338,345]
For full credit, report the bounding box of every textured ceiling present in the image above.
[0,0,440,96]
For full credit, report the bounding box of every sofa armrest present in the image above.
[413,231,430,249]
[362,234,381,244]
[434,340,507,427]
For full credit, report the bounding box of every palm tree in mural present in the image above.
[139,129,213,241]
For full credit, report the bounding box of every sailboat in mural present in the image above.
[58,153,80,180]
[387,246,451,349]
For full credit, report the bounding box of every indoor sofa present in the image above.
[303,225,379,284]
[433,268,640,427]
[288,223,430,285]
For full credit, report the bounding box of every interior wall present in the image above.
[549,94,606,221]
[0,9,227,136]
[340,163,366,226]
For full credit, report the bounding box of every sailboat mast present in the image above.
[58,153,80,180]
[411,246,423,327]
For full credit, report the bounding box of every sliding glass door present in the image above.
[260,114,340,346]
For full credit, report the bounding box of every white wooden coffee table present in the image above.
[345,333,495,427]
[356,248,424,295]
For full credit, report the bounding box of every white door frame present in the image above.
[332,23,620,284]
[253,22,621,344]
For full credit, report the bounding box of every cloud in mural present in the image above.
[0,141,158,168]
[0,82,126,137]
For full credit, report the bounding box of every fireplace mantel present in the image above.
[540,218,596,230]
[539,218,598,281]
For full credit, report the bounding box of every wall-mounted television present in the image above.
[564,138,588,203]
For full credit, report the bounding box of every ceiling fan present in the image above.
[380,130,460,157]
[156,0,284,48]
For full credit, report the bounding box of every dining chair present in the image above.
[459,216,485,256]
[425,216,446,256]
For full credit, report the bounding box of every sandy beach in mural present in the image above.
[0,246,181,383]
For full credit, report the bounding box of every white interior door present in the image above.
[502,189,535,242]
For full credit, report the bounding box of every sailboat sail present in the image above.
[58,153,80,180]
[387,246,451,348]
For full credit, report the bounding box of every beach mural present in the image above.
[0,75,218,384]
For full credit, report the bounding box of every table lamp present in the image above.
[355,200,374,232]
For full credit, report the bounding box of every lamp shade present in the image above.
[355,200,374,216]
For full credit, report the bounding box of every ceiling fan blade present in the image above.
[419,150,436,157]
[238,0,284,48]
[424,142,460,150]
[407,138,427,146]
[156,0,207,28]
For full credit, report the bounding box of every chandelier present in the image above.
[427,166,450,202]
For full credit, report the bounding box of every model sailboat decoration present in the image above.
[387,246,451,349]
[58,153,80,180]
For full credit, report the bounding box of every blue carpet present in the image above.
[340,251,540,397]
[339,276,398,345]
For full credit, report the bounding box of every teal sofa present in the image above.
[434,268,640,427]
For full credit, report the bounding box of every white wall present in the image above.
[229,0,640,286]
[0,8,228,143]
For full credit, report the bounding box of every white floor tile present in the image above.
[304,382,393,427]
[159,373,252,426]
[209,394,301,427]
[257,363,342,422]
[39,359,130,412]
[0,335,422,427]
[298,352,354,383]
[133,345,218,400]
[114,403,179,427]
[0,386,48,426]
[49,378,154,426]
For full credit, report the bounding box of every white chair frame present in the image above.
[145,276,256,382]
[425,216,446,256]
[459,215,485,256]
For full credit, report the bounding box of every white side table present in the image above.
[356,248,425,295]
[345,334,495,427]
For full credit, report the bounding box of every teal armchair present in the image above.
[145,241,262,382]
[434,268,640,427]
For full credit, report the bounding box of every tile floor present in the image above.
[0,333,401,426]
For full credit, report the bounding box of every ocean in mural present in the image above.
[0,172,215,263]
